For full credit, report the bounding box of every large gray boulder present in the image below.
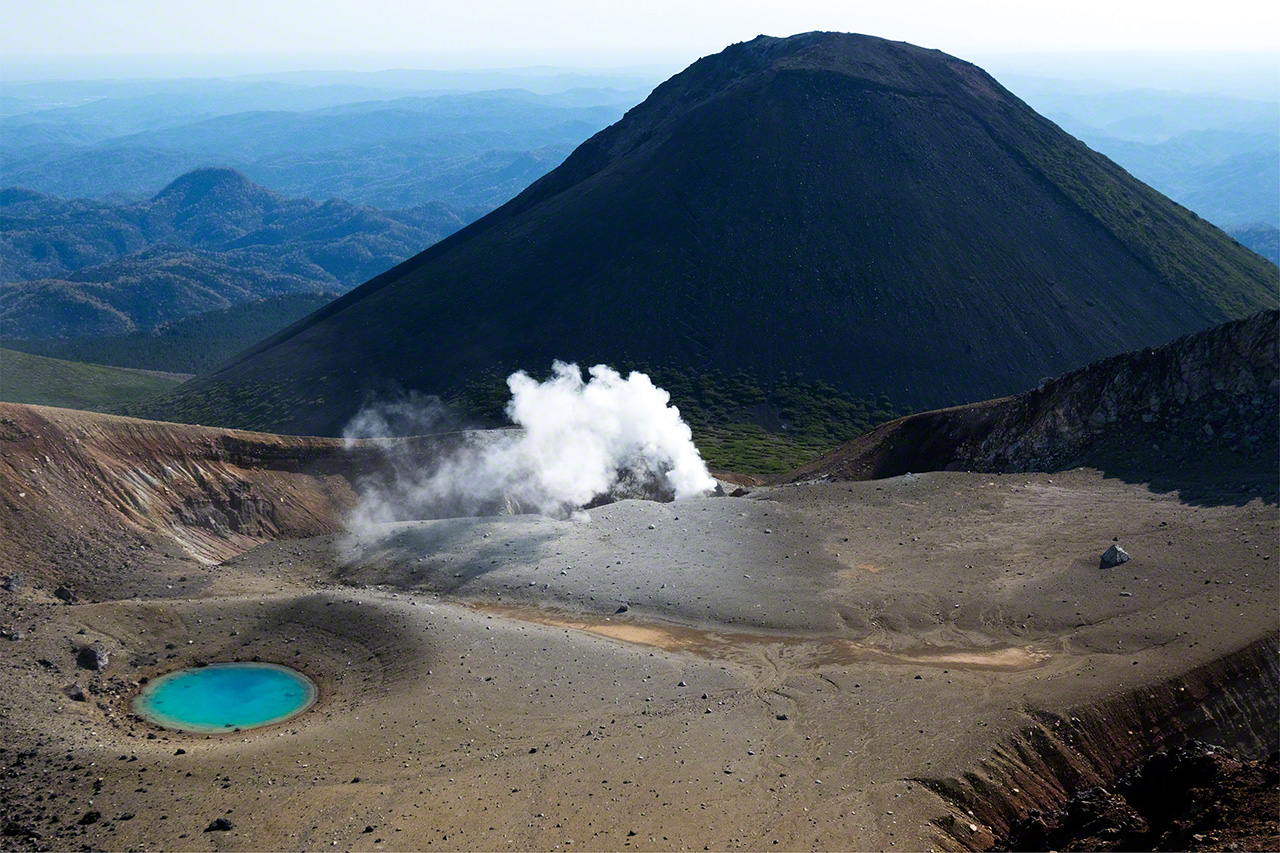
[1100,544,1131,568]
[76,641,109,671]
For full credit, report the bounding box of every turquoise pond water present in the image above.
[133,663,317,732]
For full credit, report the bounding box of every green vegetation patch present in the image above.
[0,348,186,413]
[4,293,337,375]
[454,365,906,476]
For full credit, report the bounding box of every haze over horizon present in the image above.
[2,0,1278,98]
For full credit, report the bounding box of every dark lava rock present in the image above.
[174,749,186,755]
[776,713,789,721]
[1,573,20,592]
[64,683,87,702]
[3,821,41,839]
[615,605,629,614]
[204,818,234,832]
[363,825,375,833]
[730,487,750,497]
[54,586,76,603]
[997,741,1280,852]
[78,811,101,826]
[1100,545,1130,569]
[76,641,109,671]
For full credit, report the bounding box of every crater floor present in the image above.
[1,467,1276,851]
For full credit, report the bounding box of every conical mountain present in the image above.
[156,32,1278,436]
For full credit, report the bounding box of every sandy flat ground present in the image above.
[1,468,1276,851]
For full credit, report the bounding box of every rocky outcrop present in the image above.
[920,635,1280,851]
[788,311,1278,482]
[997,742,1279,852]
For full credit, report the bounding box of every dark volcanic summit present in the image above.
[155,32,1277,435]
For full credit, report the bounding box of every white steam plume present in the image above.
[344,362,716,539]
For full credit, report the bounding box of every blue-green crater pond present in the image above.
[133,663,317,733]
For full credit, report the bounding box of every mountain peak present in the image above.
[151,168,272,207]
[0,186,54,207]
[636,32,998,125]
[503,33,1005,219]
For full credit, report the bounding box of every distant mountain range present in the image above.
[4,68,1273,230]
[143,32,1278,438]
[1226,223,1280,266]
[0,169,462,338]
[0,88,637,210]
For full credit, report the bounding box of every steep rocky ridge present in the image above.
[923,636,1279,851]
[0,403,358,590]
[788,310,1278,483]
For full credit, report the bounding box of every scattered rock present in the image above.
[65,683,87,702]
[776,713,789,721]
[614,605,629,614]
[1100,545,1130,569]
[2,821,41,840]
[730,487,750,497]
[54,586,76,603]
[78,811,101,826]
[204,818,234,832]
[175,748,186,755]
[363,825,375,833]
[76,641,109,671]
[0,573,19,592]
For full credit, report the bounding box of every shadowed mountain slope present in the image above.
[149,32,1278,436]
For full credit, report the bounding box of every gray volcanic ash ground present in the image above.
[0,350,1275,851]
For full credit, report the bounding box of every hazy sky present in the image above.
[3,0,1278,77]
